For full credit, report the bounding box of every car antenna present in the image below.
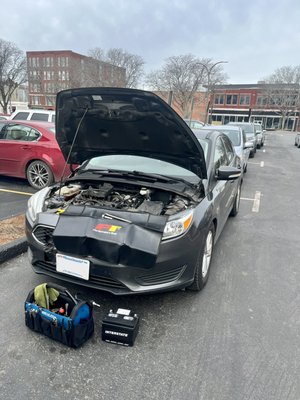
[58,106,89,196]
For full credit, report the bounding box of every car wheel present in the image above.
[187,223,215,291]
[230,183,241,217]
[257,144,261,149]
[249,151,254,158]
[244,164,247,173]
[26,160,54,190]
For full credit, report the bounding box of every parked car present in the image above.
[26,87,242,295]
[294,132,300,147]
[183,119,205,129]
[254,123,265,148]
[228,122,258,157]
[9,109,55,123]
[197,124,252,173]
[0,120,67,189]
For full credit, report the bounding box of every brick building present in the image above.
[26,50,126,109]
[209,83,299,131]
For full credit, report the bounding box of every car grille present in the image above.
[32,225,54,246]
[136,265,186,286]
[33,260,126,289]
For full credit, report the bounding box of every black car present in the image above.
[26,87,242,295]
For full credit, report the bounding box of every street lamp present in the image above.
[198,61,228,124]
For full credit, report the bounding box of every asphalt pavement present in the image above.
[0,176,35,220]
[0,131,299,400]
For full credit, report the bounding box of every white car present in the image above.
[295,132,300,147]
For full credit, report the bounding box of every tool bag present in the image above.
[25,283,94,348]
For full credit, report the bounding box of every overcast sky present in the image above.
[2,0,300,85]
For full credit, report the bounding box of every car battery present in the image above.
[102,308,139,346]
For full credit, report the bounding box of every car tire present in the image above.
[230,183,241,217]
[249,151,254,158]
[257,144,261,149]
[26,160,54,190]
[244,164,247,173]
[187,223,215,291]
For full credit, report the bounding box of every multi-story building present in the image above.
[26,50,126,109]
[209,83,299,131]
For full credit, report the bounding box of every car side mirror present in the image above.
[256,130,260,134]
[216,166,241,181]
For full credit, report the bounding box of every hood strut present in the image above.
[58,107,89,195]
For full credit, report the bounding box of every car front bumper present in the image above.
[26,214,202,295]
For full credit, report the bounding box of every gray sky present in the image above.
[2,0,300,84]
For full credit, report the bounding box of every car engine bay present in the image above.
[45,182,198,216]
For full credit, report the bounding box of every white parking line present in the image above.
[252,191,261,212]
[248,162,261,165]
[260,161,264,167]
[263,149,266,153]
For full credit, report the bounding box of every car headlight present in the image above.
[162,210,193,240]
[27,187,50,223]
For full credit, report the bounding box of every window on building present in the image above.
[33,96,40,106]
[226,95,238,105]
[256,96,268,106]
[240,95,250,105]
[65,57,69,67]
[214,94,224,105]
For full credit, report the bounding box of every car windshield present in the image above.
[82,155,200,183]
[197,139,209,160]
[219,130,241,146]
[232,124,254,134]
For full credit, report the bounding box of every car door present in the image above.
[210,136,234,233]
[0,123,40,177]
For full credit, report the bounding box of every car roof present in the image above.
[1,120,55,129]
[203,125,241,131]
[229,122,254,125]
[192,128,223,140]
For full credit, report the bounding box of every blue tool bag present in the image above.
[25,283,94,348]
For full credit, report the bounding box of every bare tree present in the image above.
[261,65,300,129]
[0,39,27,113]
[88,47,144,88]
[146,55,227,118]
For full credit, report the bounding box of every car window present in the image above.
[214,137,228,169]
[51,115,55,123]
[12,112,29,120]
[31,113,49,121]
[222,135,235,163]
[191,121,204,129]
[0,123,6,139]
[5,124,40,141]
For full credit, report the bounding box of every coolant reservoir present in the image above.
[55,184,81,198]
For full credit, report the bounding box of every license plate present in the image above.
[56,254,90,280]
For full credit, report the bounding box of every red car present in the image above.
[0,120,68,189]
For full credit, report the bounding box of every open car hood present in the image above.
[56,87,207,179]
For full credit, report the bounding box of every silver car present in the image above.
[254,123,265,148]
[228,122,258,158]
[196,125,251,173]
[295,132,300,147]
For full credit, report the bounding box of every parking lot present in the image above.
[0,131,299,400]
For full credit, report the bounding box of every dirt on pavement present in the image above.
[0,214,25,245]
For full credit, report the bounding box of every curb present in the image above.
[0,237,28,265]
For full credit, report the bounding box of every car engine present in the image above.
[45,182,194,216]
